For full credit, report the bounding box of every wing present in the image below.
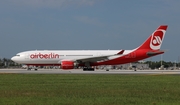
[76,50,124,63]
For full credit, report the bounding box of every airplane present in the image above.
[11,25,168,71]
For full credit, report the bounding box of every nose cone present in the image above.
[11,56,20,63]
[11,54,26,64]
[11,56,16,62]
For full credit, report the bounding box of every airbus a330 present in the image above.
[11,25,168,71]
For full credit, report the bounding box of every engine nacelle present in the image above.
[61,60,74,70]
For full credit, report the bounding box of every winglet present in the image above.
[117,50,124,54]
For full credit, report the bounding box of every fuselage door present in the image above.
[25,53,29,59]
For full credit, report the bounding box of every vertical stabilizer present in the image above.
[137,25,168,50]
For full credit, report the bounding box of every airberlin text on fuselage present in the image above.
[30,53,60,59]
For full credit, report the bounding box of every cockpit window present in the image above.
[16,55,20,56]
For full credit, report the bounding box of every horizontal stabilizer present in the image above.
[146,50,165,56]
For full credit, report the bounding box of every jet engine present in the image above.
[61,60,75,70]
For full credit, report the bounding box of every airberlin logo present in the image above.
[150,29,165,50]
[30,53,60,59]
[152,36,162,45]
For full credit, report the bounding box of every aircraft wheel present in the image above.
[27,68,31,70]
[83,68,94,71]
[89,68,94,71]
[83,68,87,71]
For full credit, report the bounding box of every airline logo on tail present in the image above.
[150,29,166,50]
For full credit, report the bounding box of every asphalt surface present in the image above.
[0,69,180,74]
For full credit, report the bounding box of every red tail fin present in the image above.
[137,25,168,50]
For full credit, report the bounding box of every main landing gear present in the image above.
[82,62,95,71]
[83,67,94,71]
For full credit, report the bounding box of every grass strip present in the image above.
[0,74,180,105]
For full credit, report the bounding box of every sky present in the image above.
[0,0,180,62]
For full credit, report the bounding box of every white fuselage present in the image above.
[11,50,131,65]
